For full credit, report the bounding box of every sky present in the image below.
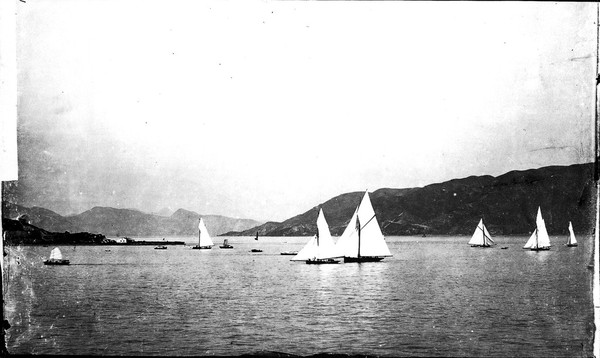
[5,1,597,222]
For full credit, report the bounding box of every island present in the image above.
[2,218,185,246]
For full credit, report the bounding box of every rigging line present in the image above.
[360,214,377,232]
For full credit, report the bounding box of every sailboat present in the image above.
[219,238,234,249]
[255,232,259,241]
[566,221,578,247]
[192,218,214,249]
[291,208,341,264]
[43,247,70,265]
[335,190,392,262]
[468,218,495,247]
[523,207,551,251]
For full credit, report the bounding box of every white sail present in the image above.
[523,230,537,249]
[49,247,63,260]
[536,207,551,248]
[335,208,359,257]
[291,208,340,261]
[337,191,392,258]
[198,218,214,247]
[568,221,577,245]
[315,208,340,259]
[523,207,551,249]
[356,191,392,257]
[468,219,494,246]
[291,235,319,261]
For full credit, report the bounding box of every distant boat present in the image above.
[468,218,495,248]
[192,218,214,250]
[335,191,393,263]
[44,247,70,265]
[523,207,551,251]
[280,251,298,256]
[291,208,341,264]
[220,238,234,249]
[566,221,578,247]
[255,232,259,241]
[154,245,167,250]
[250,249,263,253]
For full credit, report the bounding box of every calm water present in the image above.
[3,235,594,357]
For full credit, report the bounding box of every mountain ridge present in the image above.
[1,202,264,237]
[223,163,596,237]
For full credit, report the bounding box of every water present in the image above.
[3,236,594,356]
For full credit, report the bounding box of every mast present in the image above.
[357,217,361,258]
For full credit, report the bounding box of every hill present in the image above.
[224,163,596,236]
[2,218,106,245]
[1,203,263,237]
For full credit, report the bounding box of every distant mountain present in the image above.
[1,203,264,237]
[154,207,174,217]
[225,163,596,237]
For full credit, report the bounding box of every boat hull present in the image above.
[154,246,167,250]
[191,246,212,250]
[530,247,551,251]
[470,245,492,248]
[44,259,70,265]
[219,245,234,249]
[250,249,262,253]
[566,244,578,247]
[280,251,298,256]
[306,258,339,264]
[344,256,385,263]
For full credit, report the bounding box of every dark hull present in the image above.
[44,260,70,265]
[250,249,263,253]
[154,246,167,250]
[470,245,492,248]
[530,247,551,251]
[306,259,339,264]
[219,246,234,249]
[280,252,298,255]
[344,256,385,263]
[191,246,212,250]
[566,244,578,247]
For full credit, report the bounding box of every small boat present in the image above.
[44,247,70,265]
[291,208,342,264]
[565,221,578,247]
[192,217,214,250]
[523,207,551,251]
[250,249,263,253]
[280,251,298,256]
[219,239,234,249]
[254,232,259,241]
[468,218,495,248]
[154,245,167,250]
[501,247,508,250]
[335,190,392,263]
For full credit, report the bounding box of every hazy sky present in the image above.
[8,1,596,221]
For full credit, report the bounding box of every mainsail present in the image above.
[335,191,392,259]
[567,221,578,246]
[468,219,494,246]
[198,218,214,247]
[291,208,340,261]
[49,247,63,260]
[523,207,551,249]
